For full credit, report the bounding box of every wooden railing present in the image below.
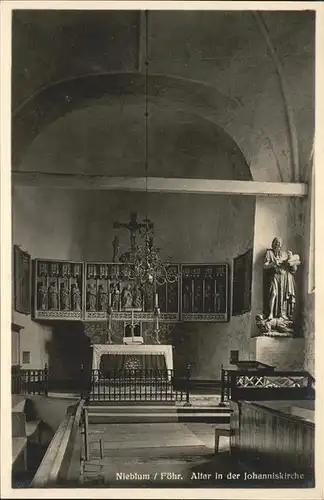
[11,365,48,396]
[12,365,192,404]
[88,368,190,403]
[230,400,315,482]
[220,367,315,402]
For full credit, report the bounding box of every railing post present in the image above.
[44,364,49,396]
[83,408,89,461]
[307,373,315,398]
[218,364,226,407]
[27,370,31,395]
[80,364,84,399]
[184,364,191,406]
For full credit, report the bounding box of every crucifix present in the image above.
[113,212,154,252]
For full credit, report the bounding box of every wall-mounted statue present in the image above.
[257,237,301,336]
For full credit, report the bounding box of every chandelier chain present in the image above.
[144,9,149,224]
[111,10,180,287]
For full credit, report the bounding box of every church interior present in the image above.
[8,7,316,491]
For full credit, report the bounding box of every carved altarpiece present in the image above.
[32,259,230,323]
[33,259,84,320]
[84,262,180,322]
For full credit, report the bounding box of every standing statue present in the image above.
[71,282,81,311]
[60,282,70,310]
[111,283,121,311]
[86,283,97,311]
[122,284,133,309]
[98,284,108,311]
[112,236,120,263]
[48,281,58,310]
[263,237,301,321]
[38,281,48,310]
[133,285,143,309]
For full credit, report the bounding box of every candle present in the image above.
[155,293,158,307]
[108,292,112,307]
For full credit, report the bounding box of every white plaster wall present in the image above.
[12,186,85,369]
[251,337,305,370]
[19,322,52,369]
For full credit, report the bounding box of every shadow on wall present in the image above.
[45,322,92,390]
[171,324,199,376]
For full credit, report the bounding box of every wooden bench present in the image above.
[26,420,42,442]
[214,426,231,453]
[12,408,42,472]
[12,437,28,471]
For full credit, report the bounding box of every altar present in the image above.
[91,344,174,373]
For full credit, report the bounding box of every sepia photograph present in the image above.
[1,1,322,498]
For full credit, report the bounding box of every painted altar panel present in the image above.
[180,264,230,322]
[33,259,84,320]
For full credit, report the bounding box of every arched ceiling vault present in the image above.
[11,10,315,183]
[13,73,256,180]
[18,99,253,181]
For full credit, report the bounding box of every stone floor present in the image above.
[81,421,238,488]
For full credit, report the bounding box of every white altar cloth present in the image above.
[91,344,173,372]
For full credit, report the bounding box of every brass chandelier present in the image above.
[122,225,179,287]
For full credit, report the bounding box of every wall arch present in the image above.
[12,72,281,181]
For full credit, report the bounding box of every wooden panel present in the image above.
[231,400,315,479]
[232,248,253,316]
[13,246,31,315]
[180,264,229,322]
